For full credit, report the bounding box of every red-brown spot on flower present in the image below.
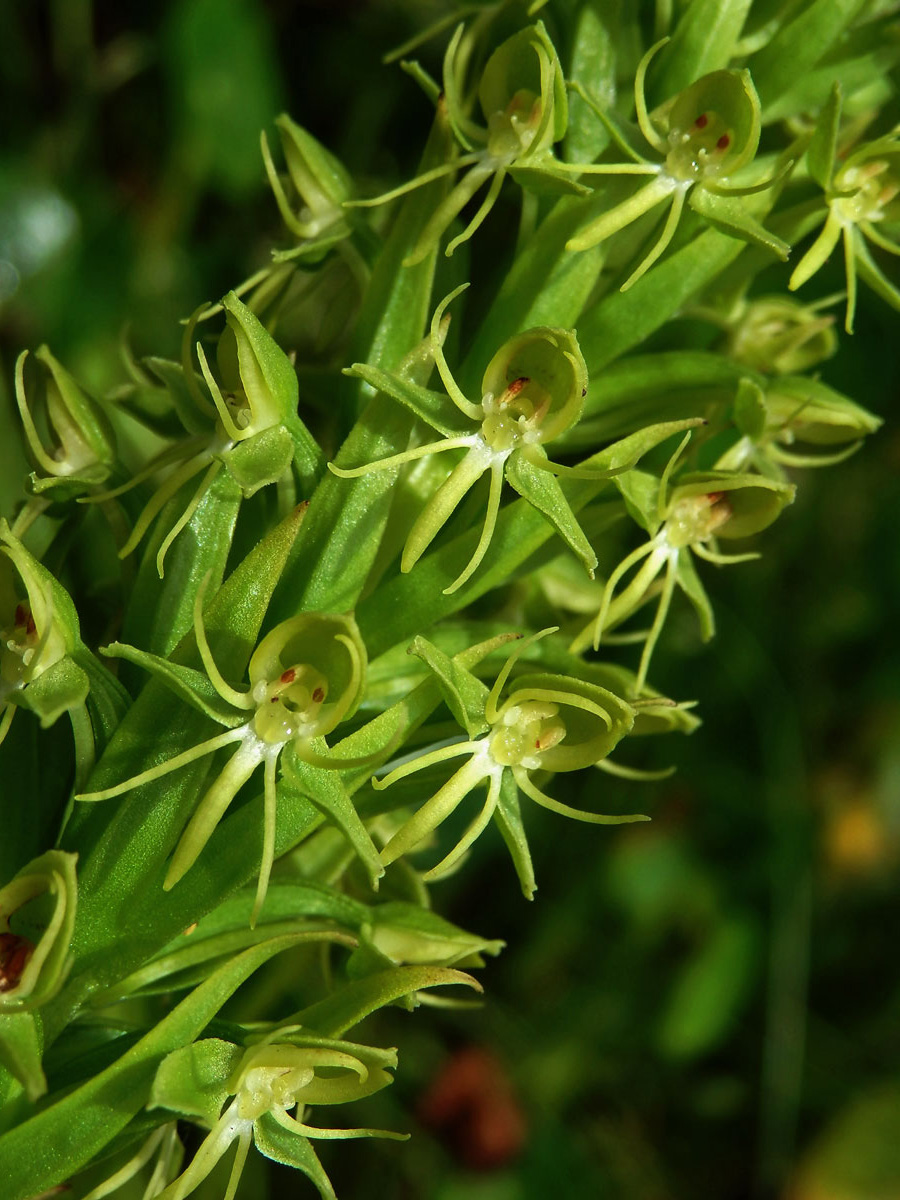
[706,492,725,504]
[419,1046,527,1170]
[312,687,325,703]
[500,377,529,405]
[14,604,27,628]
[716,133,730,151]
[695,113,709,129]
[0,932,34,993]
[280,669,296,684]
[535,740,542,749]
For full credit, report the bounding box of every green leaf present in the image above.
[270,106,458,618]
[748,0,869,112]
[649,0,754,104]
[408,635,490,737]
[165,0,282,194]
[292,965,482,1036]
[807,82,842,190]
[564,4,616,164]
[733,377,767,441]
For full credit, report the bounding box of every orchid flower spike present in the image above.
[564,40,790,288]
[372,629,643,899]
[789,83,900,333]
[570,434,795,687]
[77,588,373,926]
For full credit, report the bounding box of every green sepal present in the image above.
[854,234,900,314]
[689,188,790,260]
[348,902,503,978]
[675,550,715,641]
[507,671,634,770]
[220,292,324,487]
[661,69,761,176]
[15,346,116,496]
[508,160,592,196]
[291,965,482,1036]
[494,768,536,900]
[282,754,383,889]
[506,448,597,572]
[76,650,131,753]
[222,425,295,497]
[672,471,795,538]
[408,635,490,737]
[343,364,469,438]
[15,657,90,729]
[0,1012,46,1102]
[733,377,768,440]
[581,418,706,475]
[100,642,244,728]
[808,82,841,190]
[615,468,663,534]
[766,376,881,445]
[144,356,212,437]
[275,112,354,214]
[150,1038,243,1128]
[254,1113,337,1200]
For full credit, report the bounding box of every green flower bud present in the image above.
[727,296,837,375]
[79,603,373,926]
[14,347,116,497]
[0,520,88,743]
[0,850,77,1012]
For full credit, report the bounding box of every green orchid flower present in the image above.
[715,375,882,475]
[0,520,90,751]
[570,435,795,687]
[14,346,116,504]
[149,1031,404,1200]
[348,21,581,266]
[789,83,900,332]
[565,40,790,288]
[330,285,690,594]
[372,630,643,899]
[77,591,376,926]
[87,291,321,578]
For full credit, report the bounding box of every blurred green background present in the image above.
[2,2,899,1198]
